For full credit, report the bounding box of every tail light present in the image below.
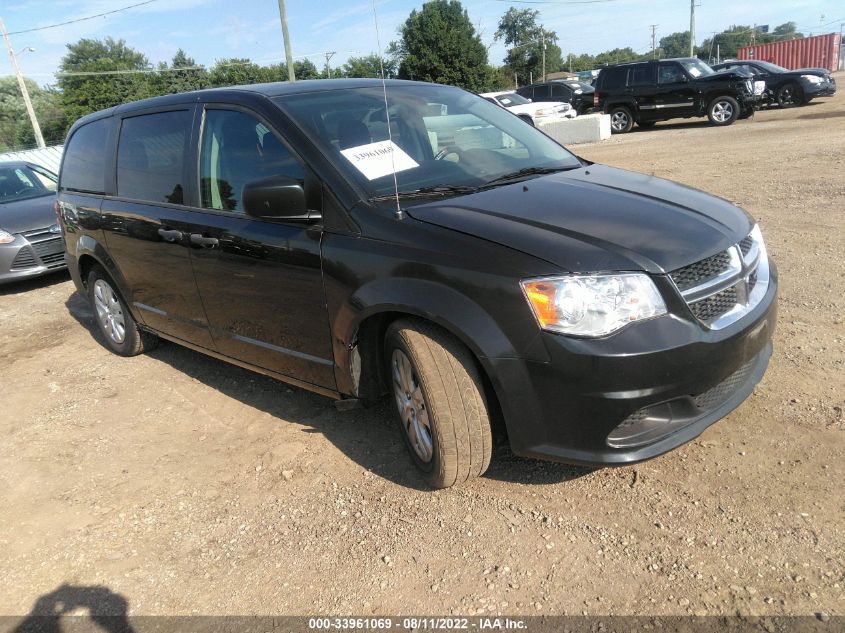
[593,92,600,106]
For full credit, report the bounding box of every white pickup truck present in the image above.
[480,91,577,126]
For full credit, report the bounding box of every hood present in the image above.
[0,193,57,234]
[507,101,570,116]
[789,67,830,76]
[701,68,751,80]
[405,165,753,274]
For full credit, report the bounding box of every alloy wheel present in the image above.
[611,111,629,131]
[711,100,734,123]
[391,349,433,462]
[93,279,126,344]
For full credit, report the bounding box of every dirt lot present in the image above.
[1,82,843,621]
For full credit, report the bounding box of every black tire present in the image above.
[519,114,535,127]
[608,106,634,133]
[637,121,656,129]
[87,265,158,356]
[384,319,492,489]
[707,95,740,126]
[776,82,802,108]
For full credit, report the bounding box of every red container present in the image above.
[738,33,841,72]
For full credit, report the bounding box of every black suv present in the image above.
[57,79,777,488]
[594,58,759,132]
[516,80,595,114]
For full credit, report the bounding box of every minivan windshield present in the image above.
[276,84,581,199]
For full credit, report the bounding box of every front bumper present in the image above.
[0,229,66,285]
[487,259,778,466]
[802,78,837,98]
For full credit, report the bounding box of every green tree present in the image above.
[165,49,208,93]
[495,8,562,85]
[207,58,276,87]
[658,31,691,58]
[293,59,321,80]
[57,38,152,125]
[769,22,803,40]
[0,78,69,150]
[392,0,491,91]
[341,54,397,79]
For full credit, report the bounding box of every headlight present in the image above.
[534,108,551,116]
[0,229,16,245]
[521,273,667,337]
[801,75,822,84]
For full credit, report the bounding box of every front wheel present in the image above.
[777,82,802,108]
[87,266,158,356]
[707,96,740,126]
[385,319,492,489]
[609,106,634,133]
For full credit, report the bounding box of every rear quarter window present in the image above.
[60,118,111,194]
[598,67,626,90]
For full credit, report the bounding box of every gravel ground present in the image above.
[1,80,843,621]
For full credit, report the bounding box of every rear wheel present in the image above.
[777,82,802,108]
[609,106,633,133]
[87,266,157,356]
[385,319,492,489]
[707,96,740,126]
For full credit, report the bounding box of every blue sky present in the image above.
[2,0,843,86]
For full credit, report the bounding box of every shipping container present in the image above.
[738,33,841,72]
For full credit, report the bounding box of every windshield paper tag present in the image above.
[341,140,419,181]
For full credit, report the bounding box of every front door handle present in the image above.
[157,228,183,243]
[190,233,219,248]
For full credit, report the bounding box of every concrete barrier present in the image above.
[538,113,611,145]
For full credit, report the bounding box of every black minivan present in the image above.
[57,79,777,488]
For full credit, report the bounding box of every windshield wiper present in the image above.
[369,184,480,203]
[480,165,580,188]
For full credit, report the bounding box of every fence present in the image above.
[0,145,64,174]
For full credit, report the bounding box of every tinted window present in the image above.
[117,110,191,204]
[551,84,569,98]
[200,109,304,213]
[627,65,653,86]
[658,63,687,84]
[61,118,110,194]
[599,67,626,90]
[532,85,550,100]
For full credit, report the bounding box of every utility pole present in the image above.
[324,51,336,78]
[716,43,720,64]
[541,29,546,82]
[689,0,696,57]
[751,23,756,47]
[650,24,658,59]
[1,17,44,149]
[277,0,295,82]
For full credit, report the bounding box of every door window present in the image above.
[551,84,569,99]
[532,85,550,100]
[658,64,687,84]
[117,110,191,204]
[627,65,654,86]
[61,118,110,194]
[199,109,304,213]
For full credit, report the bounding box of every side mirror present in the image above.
[242,175,320,222]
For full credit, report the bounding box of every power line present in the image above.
[6,0,159,36]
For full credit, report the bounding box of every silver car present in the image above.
[0,161,66,284]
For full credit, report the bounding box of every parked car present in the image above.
[712,60,836,107]
[0,161,65,284]
[479,91,576,125]
[516,80,595,114]
[594,58,763,133]
[57,79,777,488]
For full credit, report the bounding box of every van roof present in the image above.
[69,78,440,129]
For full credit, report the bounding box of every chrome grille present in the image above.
[10,248,37,270]
[670,251,733,291]
[670,226,769,330]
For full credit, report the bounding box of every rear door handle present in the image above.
[190,233,219,248]
[157,228,183,243]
